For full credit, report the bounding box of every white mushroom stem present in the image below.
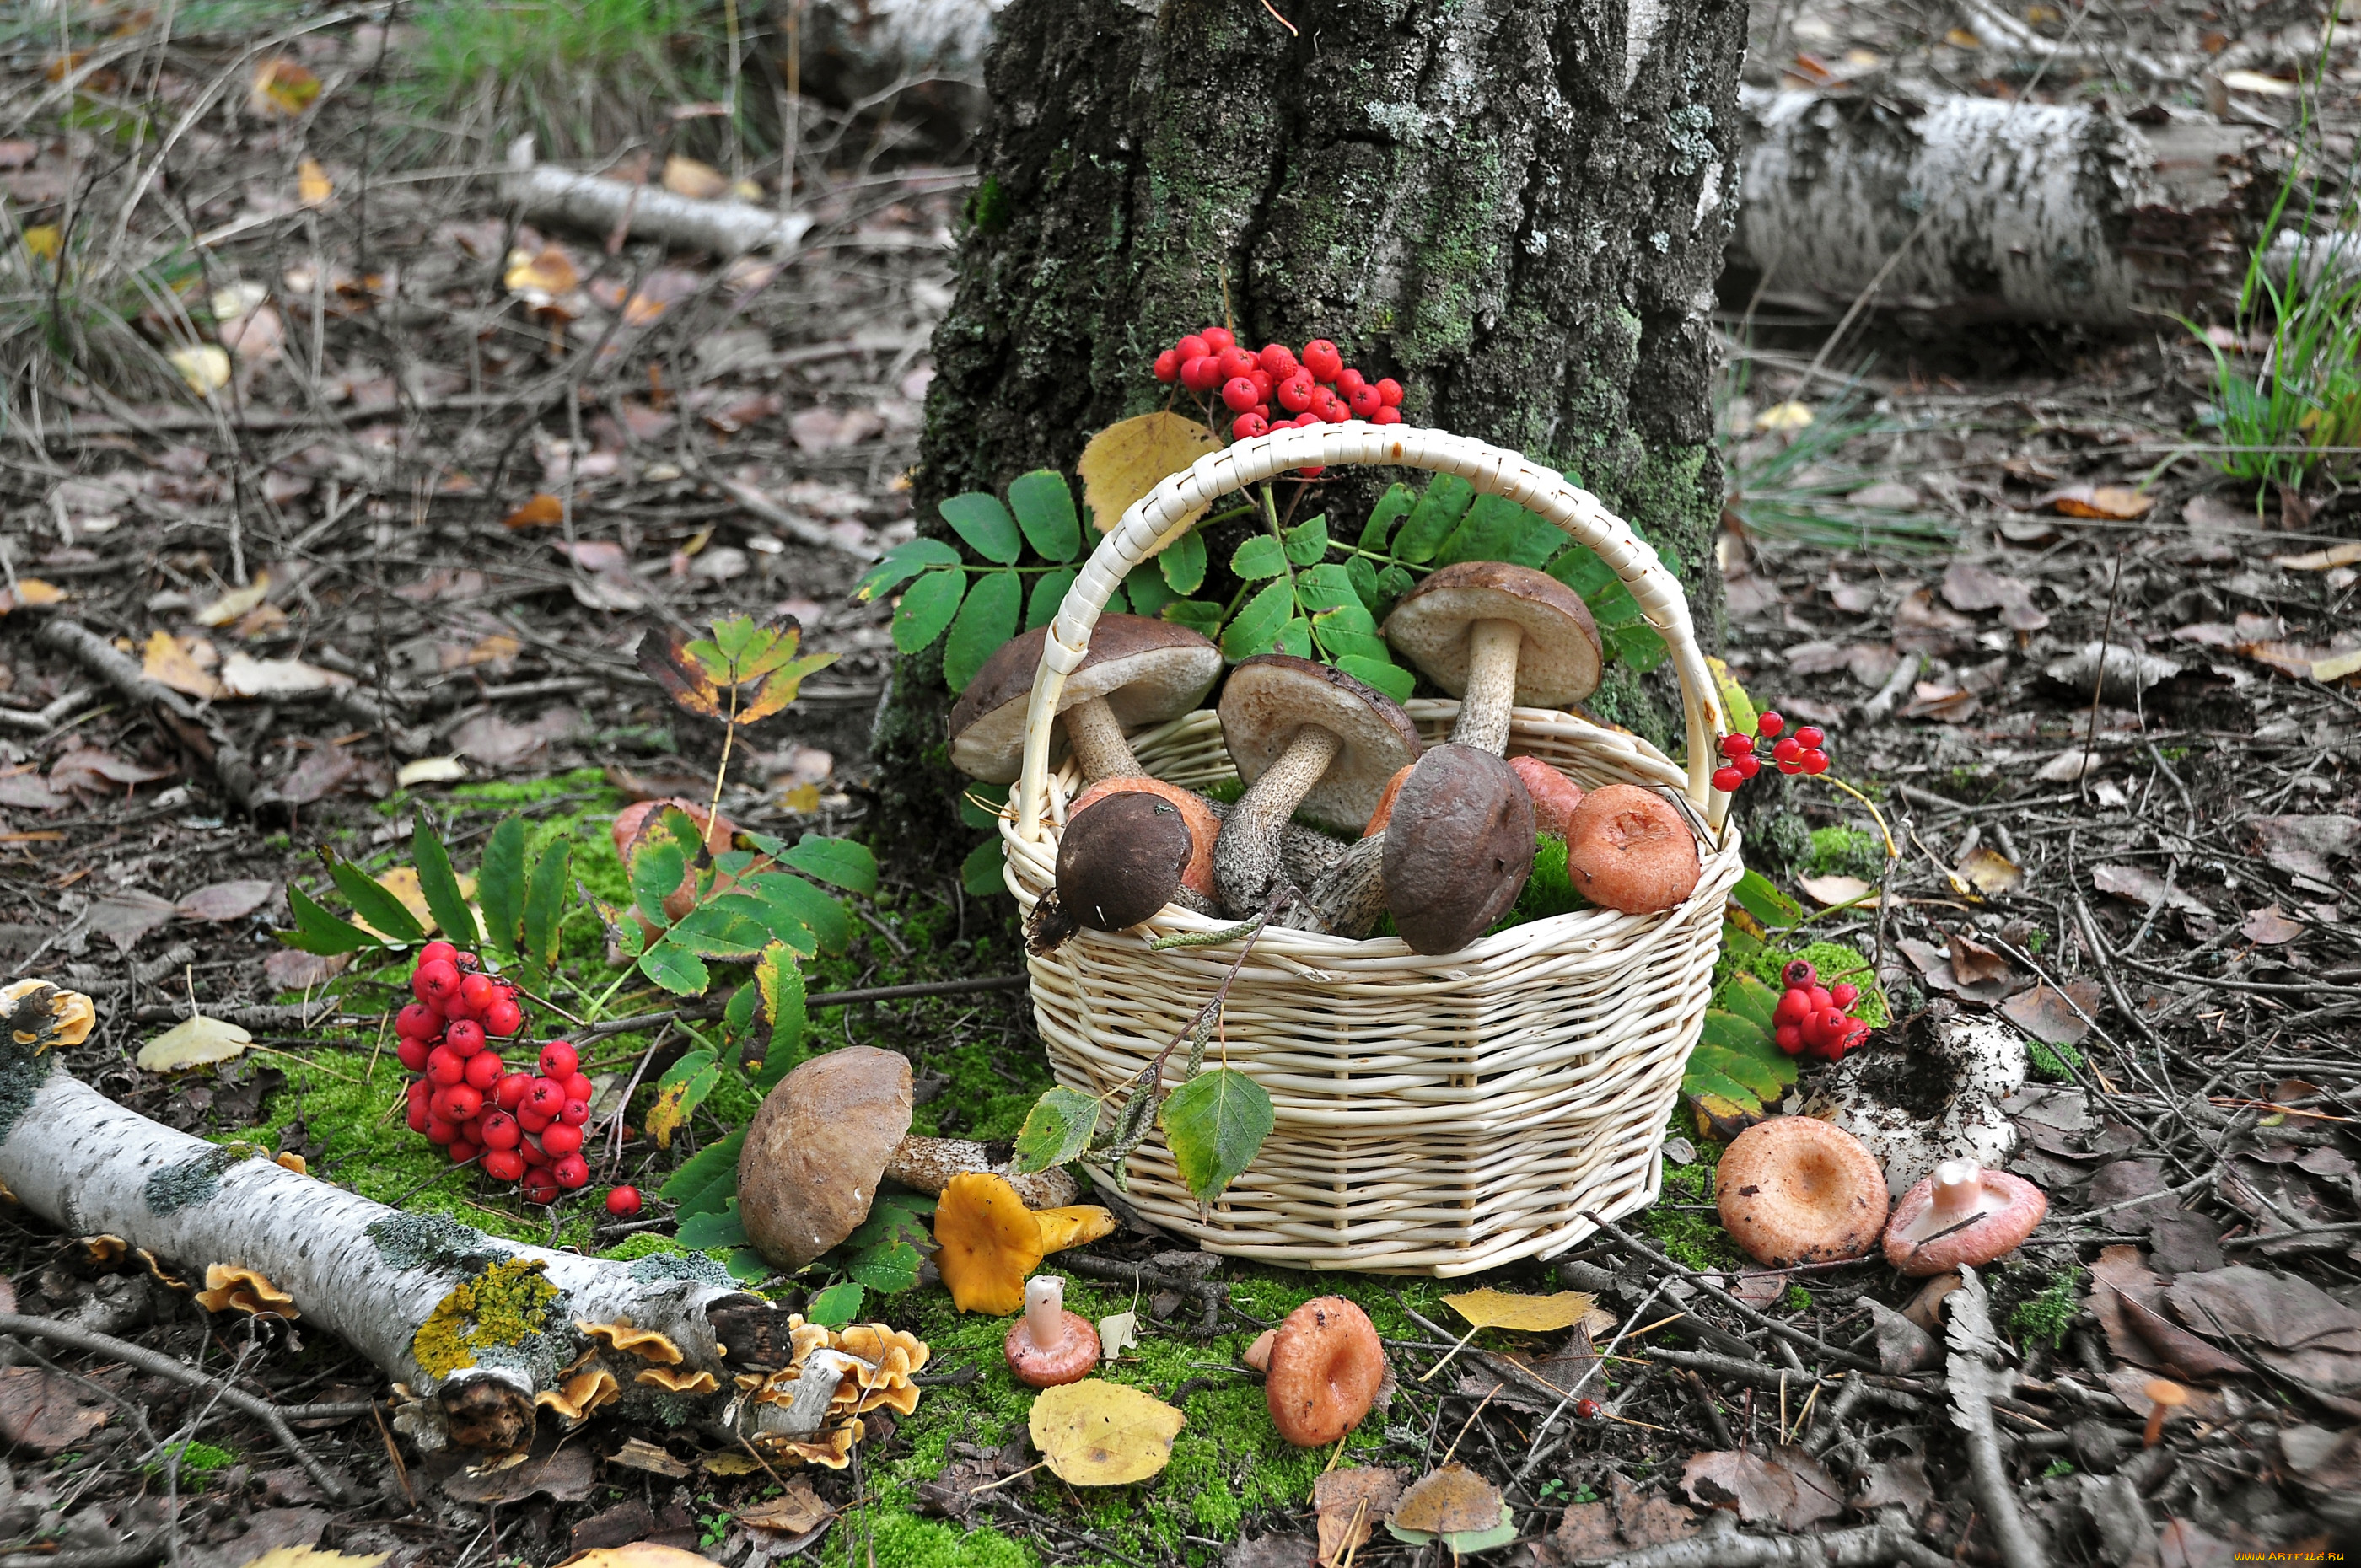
[882,1136,1078,1209]
[1061,697,1145,780]
[1447,620,1525,754]
[1282,832,1388,938]
[1896,1159,1999,1241]
[1024,1275,1067,1350]
[1213,727,1342,915]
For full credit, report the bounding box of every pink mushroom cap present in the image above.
[1883,1160,2048,1275]
[1003,1276,1100,1387]
[1509,754,1587,839]
[1716,1116,1889,1267]
[1564,784,1701,915]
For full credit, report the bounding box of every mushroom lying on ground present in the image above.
[1213,656,1421,916]
[1715,1116,1890,1267]
[1292,744,1535,950]
[1003,1275,1100,1387]
[612,798,748,931]
[738,1047,1081,1270]
[1265,1296,1386,1447]
[1881,1159,2047,1275]
[932,1171,1116,1315]
[949,617,1222,783]
[1562,783,1701,915]
[1382,561,1602,754]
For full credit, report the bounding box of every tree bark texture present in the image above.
[878,0,1745,867]
[1735,86,2272,326]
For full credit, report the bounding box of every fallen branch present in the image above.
[1580,1213,1886,1375]
[0,690,97,735]
[506,137,812,256]
[1944,1268,2049,1568]
[1597,1521,1955,1568]
[35,616,262,811]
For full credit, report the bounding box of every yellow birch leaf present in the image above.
[557,1549,709,1568]
[137,1013,253,1071]
[1955,845,2022,896]
[352,867,470,940]
[661,155,730,200]
[142,631,226,701]
[23,226,61,261]
[1796,873,1877,908]
[8,580,63,609]
[1028,1379,1186,1485]
[249,57,321,117]
[1753,400,1814,432]
[1439,1286,1597,1334]
[196,574,271,626]
[1390,1462,1505,1535]
[1075,411,1222,552]
[297,158,332,207]
[169,345,231,395]
[236,1549,389,1568]
[2311,647,2361,684]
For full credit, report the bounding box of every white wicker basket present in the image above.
[999,424,1742,1275]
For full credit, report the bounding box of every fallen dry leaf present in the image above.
[1956,845,2022,896]
[0,1367,109,1455]
[274,745,385,805]
[443,1438,595,1505]
[2091,862,2208,916]
[1681,1445,1843,1530]
[2273,541,2361,571]
[1440,1287,1597,1334]
[503,492,566,529]
[235,1548,388,1568]
[1097,1308,1139,1362]
[396,756,469,788]
[264,948,349,991]
[2239,905,2305,945]
[143,631,226,700]
[662,155,731,200]
[2249,815,2360,886]
[1029,1380,1185,1486]
[88,889,180,951]
[1754,400,1814,432]
[51,745,171,793]
[137,1014,254,1071]
[1389,1463,1505,1535]
[220,653,352,699]
[296,158,333,207]
[1946,933,2014,986]
[249,56,321,116]
[2042,483,2154,520]
[196,576,271,626]
[738,1477,832,1534]
[2163,1266,2361,1395]
[177,879,278,923]
[1315,1466,1402,1566]
[1076,411,1223,549]
[169,344,232,395]
[1796,873,1876,908]
[1999,980,2102,1046]
[2310,647,2361,684]
[556,1547,711,1568]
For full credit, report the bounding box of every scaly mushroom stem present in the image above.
[1199,798,1348,889]
[1446,619,1525,754]
[1061,696,1146,780]
[1024,1275,1067,1350]
[883,1136,1078,1210]
[1283,833,1388,938]
[1213,727,1342,915]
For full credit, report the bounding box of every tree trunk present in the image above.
[877,0,1745,871]
[1733,86,2272,326]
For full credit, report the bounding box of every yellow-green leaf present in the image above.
[1029,1379,1186,1486]
[1439,1287,1597,1334]
[1076,411,1221,552]
[137,1014,253,1071]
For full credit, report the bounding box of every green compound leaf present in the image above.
[943,567,1021,694]
[1717,971,1781,1034]
[1681,1003,1799,1130]
[806,1279,865,1328]
[1730,868,1806,931]
[741,872,848,953]
[522,838,570,969]
[627,816,691,931]
[1007,470,1083,562]
[939,492,1023,565]
[1335,654,1413,703]
[891,567,966,654]
[637,933,711,995]
[646,1049,721,1148]
[776,834,879,896]
[280,884,381,955]
[1283,513,1330,567]
[1028,566,1078,631]
[1014,1086,1100,1173]
[962,836,1008,897]
[411,821,477,948]
[750,941,806,1089]
[1229,534,1289,581]
[1158,1066,1274,1203]
[841,1194,933,1293]
[1162,599,1223,639]
[322,856,425,944]
[476,815,527,959]
[1124,561,1176,617]
[1221,578,1295,662]
[1393,473,1476,563]
[852,536,962,603]
[662,1127,746,1215]
[725,1248,772,1284]
[1360,483,1413,550]
[1158,529,1207,595]
[678,1197,749,1250]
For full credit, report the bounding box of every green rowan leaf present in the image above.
[892,567,966,654]
[476,816,527,958]
[940,492,1022,564]
[1008,470,1083,561]
[1158,529,1207,595]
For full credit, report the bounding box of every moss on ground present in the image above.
[1802,825,1883,883]
[1634,1136,1735,1275]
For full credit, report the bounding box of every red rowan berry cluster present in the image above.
[1153,328,1406,443]
[396,939,598,1202]
[1711,710,1832,794]
[1773,959,1869,1061]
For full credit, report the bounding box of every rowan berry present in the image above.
[606,1185,643,1217]
[1801,749,1830,775]
[1372,405,1403,425]
[1214,346,1255,382]
[1773,989,1810,1027]
[1222,375,1261,413]
[1301,339,1342,381]
[1783,959,1817,990]
[1154,349,1180,383]
[1176,334,1210,362]
[540,1121,584,1158]
[425,1045,465,1087]
[1290,411,1324,427]
[1713,765,1744,793]
[1313,389,1349,422]
[395,1001,440,1040]
[551,1154,591,1191]
[1276,373,1315,413]
[423,1116,459,1145]
[495,1072,531,1111]
[440,1083,485,1123]
[412,959,460,1004]
[1258,343,1297,378]
[1201,326,1235,352]
[483,1150,525,1183]
[1734,752,1761,778]
[559,1098,591,1128]
[518,1109,551,1136]
[1248,368,1274,401]
[1831,982,1859,1010]
[1794,726,1825,750]
[419,940,460,969]
[406,1098,433,1134]
[448,1140,481,1165]
[539,1041,578,1080]
[565,1071,595,1103]
[395,1038,432,1073]
[1375,377,1403,407]
[1347,384,1382,419]
[445,1019,486,1058]
[457,973,496,1012]
[1775,1023,1806,1054]
[1182,355,1223,394]
[1336,368,1367,398]
[519,1134,551,1165]
[1719,734,1755,760]
[524,1077,567,1118]
[1756,712,1785,738]
[480,1112,521,1151]
[521,1169,562,1204]
[484,999,523,1038]
[1233,412,1270,439]
[461,1052,501,1093]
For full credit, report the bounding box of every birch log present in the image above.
[506,139,812,256]
[1734,85,2268,325]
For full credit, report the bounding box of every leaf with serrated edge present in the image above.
[1029,1381,1185,1486]
[1077,412,1222,551]
[644,1050,719,1148]
[1157,1067,1273,1202]
[637,628,727,719]
[806,1280,863,1328]
[476,816,527,957]
[1014,1086,1100,1173]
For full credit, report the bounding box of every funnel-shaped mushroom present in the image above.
[933,1171,1116,1315]
[1383,561,1601,754]
[1882,1160,2047,1275]
[739,1048,1083,1270]
[949,617,1222,784]
[1716,1117,1889,1267]
[1563,784,1701,915]
[1004,1276,1100,1387]
[1213,656,1420,916]
[1265,1296,1385,1447]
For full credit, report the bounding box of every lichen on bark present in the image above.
[411,1255,562,1381]
[146,1146,239,1216]
[884,0,1745,867]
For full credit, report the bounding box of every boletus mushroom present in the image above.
[1003,1275,1100,1387]
[1292,744,1535,951]
[1265,1296,1386,1447]
[1213,656,1420,916]
[1881,1159,2047,1275]
[948,616,1222,784]
[1047,781,1223,937]
[1382,561,1602,755]
[1715,1115,1890,1267]
[1563,783,1702,916]
[738,1046,1083,1270]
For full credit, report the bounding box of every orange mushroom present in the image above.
[1563,784,1701,915]
[932,1172,1115,1315]
[1715,1117,1889,1267]
[1265,1297,1385,1447]
[195,1264,298,1319]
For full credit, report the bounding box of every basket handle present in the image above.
[1014,423,1732,840]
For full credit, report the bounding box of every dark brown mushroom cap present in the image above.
[1382,561,1603,708]
[739,1046,914,1270]
[1382,744,1535,954]
[1218,656,1422,833]
[947,617,1223,782]
[1057,790,1198,931]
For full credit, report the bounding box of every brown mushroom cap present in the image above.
[948,617,1222,783]
[1382,561,1602,709]
[1563,784,1701,915]
[1509,755,1587,839]
[1266,1296,1386,1447]
[1882,1160,2048,1275]
[1716,1117,1890,1267]
[1382,745,1536,954]
[739,1046,914,1270]
[1070,778,1222,906]
[1055,790,1198,931]
[1218,656,1422,833]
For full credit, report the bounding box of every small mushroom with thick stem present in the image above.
[737,1047,1082,1270]
[1882,1159,2047,1275]
[948,617,1223,784]
[1213,656,1421,917]
[1382,561,1602,755]
[1003,1276,1100,1387]
[1029,781,1224,951]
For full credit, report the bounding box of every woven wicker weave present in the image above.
[998,425,1742,1275]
